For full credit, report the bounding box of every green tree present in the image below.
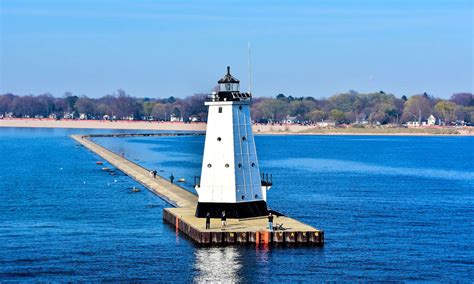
[63,92,78,113]
[151,103,172,121]
[330,109,346,124]
[142,101,156,117]
[254,99,288,121]
[435,101,457,124]
[276,94,286,100]
[289,100,317,119]
[307,109,327,122]
[75,96,95,116]
[327,93,361,113]
[402,95,432,123]
[167,96,176,104]
[450,93,473,107]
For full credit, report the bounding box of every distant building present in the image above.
[189,115,201,122]
[170,114,183,122]
[48,113,58,119]
[454,120,466,126]
[316,121,336,127]
[355,114,368,124]
[5,112,14,118]
[102,114,110,120]
[407,121,420,127]
[285,115,298,124]
[122,115,134,121]
[79,113,88,120]
[427,115,437,126]
[63,112,74,119]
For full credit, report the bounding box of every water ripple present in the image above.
[268,158,474,182]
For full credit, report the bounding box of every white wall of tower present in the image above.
[197,101,264,204]
[197,102,236,203]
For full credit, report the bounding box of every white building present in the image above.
[63,112,74,119]
[195,66,270,218]
[170,114,183,122]
[285,115,298,124]
[407,121,420,127]
[189,115,201,122]
[122,115,134,121]
[316,120,336,127]
[427,115,437,126]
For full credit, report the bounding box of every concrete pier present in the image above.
[71,134,324,246]
[164,208,324,245]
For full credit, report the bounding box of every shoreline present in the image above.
[1,118,473,136]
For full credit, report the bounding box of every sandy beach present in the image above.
[0,118,207,132]
[1,118,473,135]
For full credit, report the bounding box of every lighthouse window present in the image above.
[255,194,258,199]
[242,136,246,141]
[251,162,255,167]
[217,137,221,141]
[238,163,242,168]
[218,107,222,113]
[241,195,245,200]
[239,106,242,110]
[207,164,212,168]
[225,163,229,168]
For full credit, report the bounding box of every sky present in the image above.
[0,0,473,99]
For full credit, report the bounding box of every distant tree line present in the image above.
[0,90,473,125]
[252,91,473,125]
[0,90,208,122]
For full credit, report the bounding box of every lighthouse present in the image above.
[195,66,271,218]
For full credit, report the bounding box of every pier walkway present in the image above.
[71,134,324,245]
[71,134,197,208]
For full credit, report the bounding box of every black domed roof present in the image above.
[218,66,240,84]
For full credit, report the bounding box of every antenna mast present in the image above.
[248,41,252,94]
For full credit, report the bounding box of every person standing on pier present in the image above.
[169,174,174,184]
[268,212,274,231]
[152,170,157,179]
[205,212,211,229]
[221,211,227,228]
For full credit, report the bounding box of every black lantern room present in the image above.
[214,66,251,102]
[218,66,240,92]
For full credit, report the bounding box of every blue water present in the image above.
[1,128,473,281]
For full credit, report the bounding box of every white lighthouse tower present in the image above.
[195,66,271,218]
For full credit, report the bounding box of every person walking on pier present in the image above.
[169,174,174,184]
[268,212,274,231]
[205,212,211,229]
[221,211,227,228]
[152,170,157,179]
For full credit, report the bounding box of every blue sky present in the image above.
[1,0,472,98]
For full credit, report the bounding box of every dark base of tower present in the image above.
[195,201,268,218]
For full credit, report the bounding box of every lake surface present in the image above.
[1,127,473,281]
